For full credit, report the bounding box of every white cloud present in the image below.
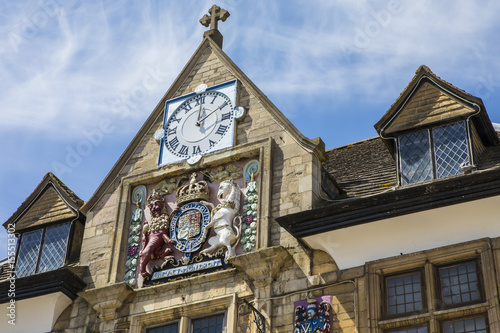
[1,1,500,258]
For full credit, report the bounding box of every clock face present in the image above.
[164,91,234,159]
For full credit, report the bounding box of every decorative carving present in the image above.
[176,173,210,205]
[139,189,176,277]
[124,186,146,287]
[294,297,332,333]
[154,178,178,195]
[143,249,232,285]
[244,160,260,186]
[242,160,259,252]
[201,178,242,261]
[205,165,242,183]
[169,201,211,258]
[200,5,230,31]
[79,283,133,323]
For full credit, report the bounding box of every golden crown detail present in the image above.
[147,189,164,203]
[176,173,210,205]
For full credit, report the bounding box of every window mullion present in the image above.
[35,227,47,274]
[424,262,436,313]
[428,128,437,180]
[179,316,189,333]
[424,262,439,332]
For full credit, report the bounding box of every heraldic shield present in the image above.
[177,208,201,240]
[170,201,211,254]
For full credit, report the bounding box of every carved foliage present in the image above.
[124,186,146,287]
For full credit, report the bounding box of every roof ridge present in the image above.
[326,136,380,152]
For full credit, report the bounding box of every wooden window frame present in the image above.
[132,294,236,333]
[15,220,75,277]
[397,120,471,186]
[440,314,489,333]
[435,259,485,311]
[366,239,499,333]
[383,268,427,319]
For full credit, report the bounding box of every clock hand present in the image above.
[195,105,222,126]
[196,96,203,122]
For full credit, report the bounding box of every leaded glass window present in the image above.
[439,262,481,307]
[38,223,71,273]
[398,121,470,185]
[15,222,71,277]
[433,122,470,178]
[386,272,423,315]
[192,314,225,333]
[399,129,433,185]
[442,316,487,333]
[16,229,43,277]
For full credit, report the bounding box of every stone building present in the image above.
[2,5,500,333]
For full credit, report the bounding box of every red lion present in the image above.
[139,190,176,277]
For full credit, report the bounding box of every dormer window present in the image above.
[16,222,71,277]
[398,121,470,185]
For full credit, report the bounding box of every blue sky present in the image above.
[1,0,500,259]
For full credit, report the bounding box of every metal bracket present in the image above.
[243,299,266,333]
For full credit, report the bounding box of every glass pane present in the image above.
[443,316,487,333]
[399,130,433,185]
[147,322,178,333]
[192,314,224,333]
[439,262,481,306]
[16,229,43,277]
[38,223,71,273]
[386,272,423,315]
[433,121,469,179]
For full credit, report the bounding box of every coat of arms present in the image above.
[177,209,201,240]
[169,174,211,258]
[294,297,332,333]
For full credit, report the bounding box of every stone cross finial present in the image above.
[199,5,230,47]
[200,5,230,31]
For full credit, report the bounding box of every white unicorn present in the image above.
[201,178,242,261]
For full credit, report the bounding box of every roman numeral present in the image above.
[192,145,202,155]
[170,114,182,123]
[169,137,179,150]
[209,139,217,147]
[167,127,177,136]
[180,103,192,113]
[221,112,231,121]
[219,101,228,109]
[194,95,205,106]
[178,145,189,155]
[210,96,217,104]
[215,125,228,135]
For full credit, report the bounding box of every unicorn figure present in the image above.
[201,178,242,261]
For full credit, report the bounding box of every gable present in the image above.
[81,37,324,214]
[383,81,476,135]
[14,185,78,231]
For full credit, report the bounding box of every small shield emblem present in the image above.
[177,209,201,241]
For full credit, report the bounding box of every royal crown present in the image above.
[176,173,210,205]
